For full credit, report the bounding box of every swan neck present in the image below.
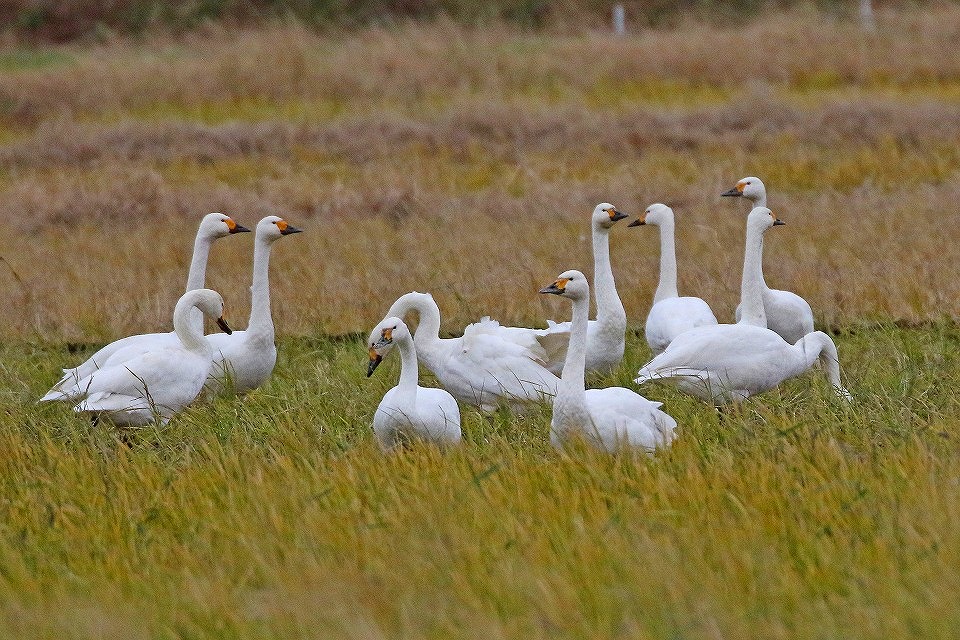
[560,294,590,398]
[247,235,275,338]
[396,332,420,400]
[173,298,211,356]
[739,222,767,327]
[388,294,442,350]
[185,233,212,333]
[654,219,679,303]
[796,332,845,391]
[592,225,625,327]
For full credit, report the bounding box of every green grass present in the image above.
[0,49,74,72]
[2,324,960,638]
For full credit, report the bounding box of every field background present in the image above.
[2,4,960,638]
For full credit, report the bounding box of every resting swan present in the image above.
[540,270,676,451]
[385,292,559,414]
[722,176,814,344]
[69,289,232,426]
[205,215,302,394]
[367,317,461,449]
[42,213,249,402]
[628,203,718,356]
[635,207,851,405]
[532,203,629,375]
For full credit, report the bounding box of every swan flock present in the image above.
[41,176,850,450]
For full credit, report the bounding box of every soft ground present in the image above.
[1,7,960,639]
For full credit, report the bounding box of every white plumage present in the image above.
[629,203,718,355]
[367,317,461,449]
[541,270,676,452]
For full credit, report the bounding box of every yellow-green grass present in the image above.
[2,325,959,639]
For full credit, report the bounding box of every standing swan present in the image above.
[367,317,461,449]
[722,176,814,343]
[635,207,850,405]
[540,270,677,452]
[205,215,302,394]
[529,203,630,375]
[43,213,249,402]
[628,203,718,355]
[68,289,232,426]
[385,292,559,414]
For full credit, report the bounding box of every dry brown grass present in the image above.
[1,8,959,340]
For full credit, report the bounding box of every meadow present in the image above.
[2,6,960,638]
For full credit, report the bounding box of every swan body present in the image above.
[65,289,232,426]
[722,176,814,344]
[385,292,559,413]
[42,213,249,402]
[541,270,676,452]
[635,207,850,405]
[367,317,461,448]
[629,203,717,355]
[204,216,302,394]
[531,203,629,375]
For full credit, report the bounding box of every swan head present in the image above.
[258,215,303,241]
[722,176,766,203]
[539,269,589,301]
[628,203,672,228]
[199,212,250,239]
[367,317,409,377]
[178,288,232,334]
[592,202,628,229]
[747,206,785,231]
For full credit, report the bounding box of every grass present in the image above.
[2,325,960,638]
[2,6,960,638]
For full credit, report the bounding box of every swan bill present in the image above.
[721,187,743,197]
[609,209,628,222]
[216,317,233,335]
[628,215,647,227]
[276,219,303,235]
[367,348,383,377]
[227,219,251,234]
[539,278,569,295]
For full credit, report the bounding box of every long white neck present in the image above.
[653,219,679,303]
[793,331,850,398]
[173,298,212,356]
[559,293,590,405]
[739,222,768,327]
[184,233,213,333]
[386,293,443,367]
[246,235,275,339]
[751,192,767,208]
[592,224,625,329]
[395,332,419,411]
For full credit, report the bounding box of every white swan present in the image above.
[540,270,676,452]
[628,203,718,356]
[722,176,814,344]
[532,202,630,375]
[67,289,232,426]
[635,207,851,405]
[205,215,302,394]
[42,213,249,402]
[385,292,559,413]
[367,317,461,449]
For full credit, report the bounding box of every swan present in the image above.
[722,176,814,344]
[532,203,630,375]
[628,203,718,356]
[367,317,461,449]
[204,215,302,394]
[635,207,851,405]
[42,213,249,402]
[540,270,677,452]
[384,292,559,414]
[66,289,232,426]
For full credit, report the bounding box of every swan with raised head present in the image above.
[540,270,676,452]
[66,289,232,426]
[628,203,718,356]
[205,215,302,394]
[532,203,630,375]
[42,213,249,402]
[367,317,461,449]
[385,292,559,413]
[635,207,851,405]
[722,176,814,343]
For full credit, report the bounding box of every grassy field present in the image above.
[2,6,960,638]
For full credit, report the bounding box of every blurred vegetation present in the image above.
[1,0,935,42]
